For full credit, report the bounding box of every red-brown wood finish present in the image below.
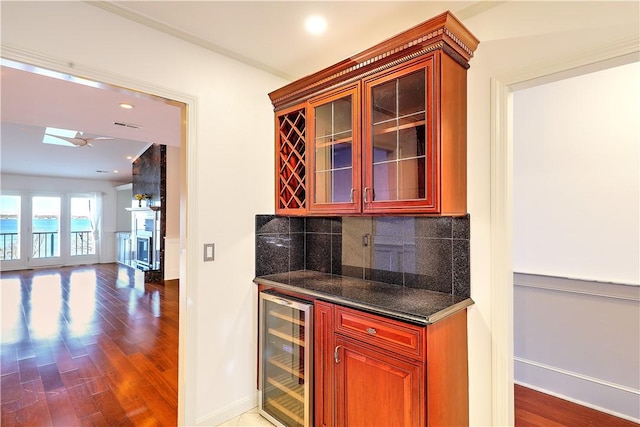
[362,56,439,214]
[334,335,423,427]
[438,53,468,215]
[334,305,424,360]
[268,11,478,216]
[275,102,308,216]
[268,11,478,111]
[315,300,469,427]
[426,309,469,427]
[307,84,362,215]
[313,301,335,427]
[0,264,178,427]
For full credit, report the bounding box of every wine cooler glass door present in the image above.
[259,292,312,427]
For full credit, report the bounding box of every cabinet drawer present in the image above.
[334,306,424,360]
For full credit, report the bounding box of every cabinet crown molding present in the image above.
[269,11,479,110]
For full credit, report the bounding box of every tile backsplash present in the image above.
[255,214,470,298]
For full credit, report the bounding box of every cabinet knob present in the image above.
[350,188,356,203]
[334,345,342,363]
[366,327,377,335]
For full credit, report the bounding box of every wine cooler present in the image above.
[259,291,312,427]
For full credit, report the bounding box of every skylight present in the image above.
[43,127,79,147]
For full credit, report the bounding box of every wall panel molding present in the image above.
[514,272,640,302]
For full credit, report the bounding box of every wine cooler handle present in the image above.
[334,345,342,363]
[274,298,292,306]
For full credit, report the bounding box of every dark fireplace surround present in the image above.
[131,144,166,283]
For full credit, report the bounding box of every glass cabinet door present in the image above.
[308,85,361,214]
[363,58,436,213]
[260,292,312,427]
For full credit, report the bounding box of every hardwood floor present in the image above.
[4,265,637,427]
[515,384,638,427]
[1,263,178,426]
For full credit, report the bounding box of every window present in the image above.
[32,196,61,259]
[0,195,21,261]
[70,196,96,256]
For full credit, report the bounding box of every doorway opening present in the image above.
[489,53,639,425]
[0,56,191,424]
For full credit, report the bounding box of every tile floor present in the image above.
[216,407,274,426]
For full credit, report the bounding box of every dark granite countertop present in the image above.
[253,270,473,325]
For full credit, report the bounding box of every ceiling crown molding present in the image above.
[506,35,640,90]
[86,1,295,81]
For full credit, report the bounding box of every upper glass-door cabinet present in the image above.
[363,58,436,214]
[308,85,361,214]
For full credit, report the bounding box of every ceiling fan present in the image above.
[44,130,114,147]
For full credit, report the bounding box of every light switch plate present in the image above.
[204,243,215,261]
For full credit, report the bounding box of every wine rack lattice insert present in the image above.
[277,108,306,210]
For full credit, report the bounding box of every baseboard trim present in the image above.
[515,357,640,423]
[195,393,257,426]
[515,357,639,395]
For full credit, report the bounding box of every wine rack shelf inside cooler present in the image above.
[268,324,306,347]
[266,394,304,425]
[267,374,305,403]
[268,353,304,380]
[270,310,305,326]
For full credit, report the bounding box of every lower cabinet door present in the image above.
[334,336,424,427]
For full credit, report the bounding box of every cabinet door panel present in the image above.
[398,158,426,200]
[397,70,426,116]
[308,85,361,214]
[371,80,397,123]
[398,120,426,159]
[335,336,423,427]
[363,57,437,213]
[372,162,397,202]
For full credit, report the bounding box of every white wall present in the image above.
[1,2,283,424]
[513,63,640,285]
[512,63,640,421]
[462,2,638,423]
[0,173,120,264]
[115,183,132,231]
[2,2,638,426]
[514,273,640,421]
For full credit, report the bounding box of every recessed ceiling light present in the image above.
[126,156,133,160]
[305,16,327,35]
[113,170,119,174]
[119,103,134,109]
